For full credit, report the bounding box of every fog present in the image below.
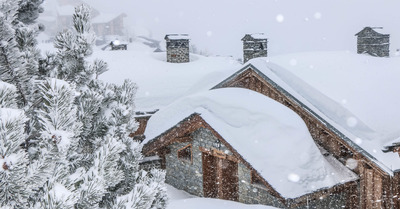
[45,0,400,58]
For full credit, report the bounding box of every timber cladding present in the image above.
[132,116,151,136]
[213,66,400,208]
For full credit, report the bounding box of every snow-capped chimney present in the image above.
[241,33,268,63]
[165,34,190,63]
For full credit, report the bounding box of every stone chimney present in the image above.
[241,33,268,63]
[165,34,190,63]
[355,27,390,57]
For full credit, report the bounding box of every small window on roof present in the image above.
[177,144,192,162]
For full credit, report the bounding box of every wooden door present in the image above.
[202,152,238,201]
[219,158,239,201]
[202,153,217,198]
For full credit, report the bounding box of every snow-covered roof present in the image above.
[92,13,125,24]
[242,51,400,173]
[250,33,268,39]
[144,88,358,198]
[355,27,390,36]
[93,41,240,110]
[165,34,190,40]
[242,33,268,41]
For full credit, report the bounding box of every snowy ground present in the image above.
[166,184,279,209]
[91,40,240,110]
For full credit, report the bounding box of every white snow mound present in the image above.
[144,88,357,198]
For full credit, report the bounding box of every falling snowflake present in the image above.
[314,12,322,19]
[346,158,358,170]
[288,173,300,182]
[346,117,357,127]
[206,31,213,37]
[276,14,284,23]
[354,138,362,145]
[289,59,297,66]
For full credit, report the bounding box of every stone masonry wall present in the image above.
[357,36,389,57]
[166,40,190,63]
[164,127,355,208]
[243,40,267,63]
[164,127,284,207]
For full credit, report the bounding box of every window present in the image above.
[177,144,192,162]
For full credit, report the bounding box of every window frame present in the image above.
[177,144,193,163]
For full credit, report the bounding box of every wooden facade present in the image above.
[202,149,239,201]
[212,65,400,208]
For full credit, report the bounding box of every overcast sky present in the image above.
[52,0,400,58]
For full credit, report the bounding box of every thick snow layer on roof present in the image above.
[165,34,190,40]
[248,51,400,171]
[92,41,240,110]
[92,13,122,24]
[250,33,268,39]
[144,88,357,198]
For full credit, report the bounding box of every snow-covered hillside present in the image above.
[90,41,241,110]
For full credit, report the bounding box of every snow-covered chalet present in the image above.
[140,50,400,209]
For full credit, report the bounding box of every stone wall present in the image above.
[215,68,399,208]
[139,156,162,172]
[237,163,286,208]
[357,34,389,57]
[166,40,190,63]
[243,40,268,63]
[163,127,356,208]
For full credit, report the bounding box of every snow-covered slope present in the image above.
[145,88,357,198]
[247,51,400,171]
[90,41,240,110]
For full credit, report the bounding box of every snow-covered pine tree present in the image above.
[53,4,95,88]
[16,0,44,25]
[0,1,168,208]
[0,81,17,108]
[50,4,167,208]
[0,0,30,107]
[33,78,79,209]
[0,107,31,208]
[0,82,49,208]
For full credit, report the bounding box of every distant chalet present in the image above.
[355,27,390,57]
[165,34,190,63]
[242,33,268,63]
